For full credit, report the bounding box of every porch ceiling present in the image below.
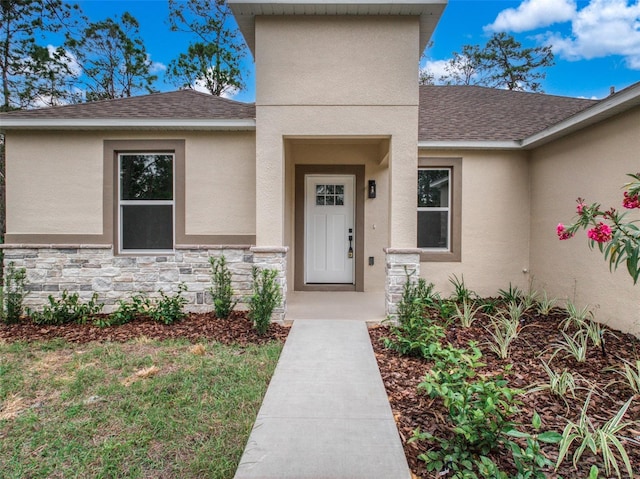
[229,0,447,55]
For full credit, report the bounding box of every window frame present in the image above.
[117,152,176,254]
[418,157,462,262]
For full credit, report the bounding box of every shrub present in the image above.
[209,255,237,319]
[2,262,28,324]
[95,294,148,327]
[412,341,522,477]
[248,267,282,335]
[448,274,476,303]
[31,291,103,325]
[147,284,188,325]
[556,393,635,479]
[451,298,482,328]
[383,273,445,358]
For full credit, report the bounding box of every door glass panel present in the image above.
[315,184,345,207]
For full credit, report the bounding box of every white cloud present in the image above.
[146,54,166,74]
[486,0,577,33]
[546,0,640,68]
[421,59,450,81]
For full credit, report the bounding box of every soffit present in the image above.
[229,0,447,54]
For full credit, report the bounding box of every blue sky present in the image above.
[73,0,640,102]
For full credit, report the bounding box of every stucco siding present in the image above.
[185,132,256,236]
[5,130,257,242]
[529,106,640,335]
[255,106,418,247]
[418,150,532,297]
[255,15,419,107]
[7,131,103,235]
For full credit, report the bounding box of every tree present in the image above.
[423,33,554,92]
[476,33,554,92]
[0,0,80,110]
[166,0,245,96]
[66,12,157,101]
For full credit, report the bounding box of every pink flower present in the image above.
[576,198,586,215]
[587,222,613,243]
[623,191,640,209]
[557,223,574,240]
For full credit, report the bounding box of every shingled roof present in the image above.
[0,89,255,120]
[418,85,599,142]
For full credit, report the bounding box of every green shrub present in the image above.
[2,262,28,324]
[448,274,477,303]
[383,273,445,358]
[31,291,103,325]
[248,267,282,335]
[147,284,188,325]
[209,255,237,319]
[95,295,148,327]
[412,341,531,478]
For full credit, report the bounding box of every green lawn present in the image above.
[0,337,282,479]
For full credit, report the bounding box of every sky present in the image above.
[70,0,640,102]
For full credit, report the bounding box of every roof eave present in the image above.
[0,118,257,131]
[229,0,447,56]
[522,82,640,149]
[418,140,522,150]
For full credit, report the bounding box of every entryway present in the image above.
[294,164,365,292]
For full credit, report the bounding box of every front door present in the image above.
[305,175,355,284]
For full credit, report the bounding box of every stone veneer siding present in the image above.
[384,248,422,320]
[1,245,288,321]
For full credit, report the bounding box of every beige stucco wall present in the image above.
[6,131,104,234]
[5,130,256,239]
[285,140,389,291]
[255,16,420,107]
[184,131,256,236]
[418,150,532,297]
[254,16,420,249]
[529,107,640,335]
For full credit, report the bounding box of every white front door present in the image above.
[305,175,355,284]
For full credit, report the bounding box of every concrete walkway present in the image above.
[234,320,411,479]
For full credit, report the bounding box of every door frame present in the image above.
[295,165,365,292]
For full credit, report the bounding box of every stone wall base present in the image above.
[384,248,422,322]
[2,245,288,321]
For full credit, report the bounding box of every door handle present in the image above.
[348,235,353,258]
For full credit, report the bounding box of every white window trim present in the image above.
[118,152,176,254]
[418,167,452,252]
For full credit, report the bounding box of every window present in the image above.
[418,168,450,249]
[316,184,345,206]
[119,153,174,252]
[417,157,461,262]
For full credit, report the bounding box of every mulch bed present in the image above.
[369,309,640,479]
[0,311,289,346]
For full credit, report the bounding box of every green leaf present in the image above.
[537,431,562,443]
[532,411,541,430]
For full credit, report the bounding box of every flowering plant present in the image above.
[557,173,640,284]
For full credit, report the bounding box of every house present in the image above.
[1,0,638,335]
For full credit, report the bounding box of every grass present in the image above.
[0,337,283,479]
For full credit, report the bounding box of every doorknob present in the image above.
[348,234,353,258]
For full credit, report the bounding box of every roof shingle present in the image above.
[0,89,255,121]
[418,85,598,142]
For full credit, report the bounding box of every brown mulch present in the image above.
[0,311,289,346]
[369,309,640,479]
